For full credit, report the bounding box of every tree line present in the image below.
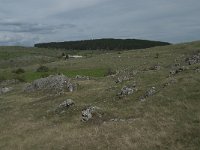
[34,38,170,50]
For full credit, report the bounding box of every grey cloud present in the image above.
[0,33,41,46]
[0,21,77,34]
[0,0,200,46]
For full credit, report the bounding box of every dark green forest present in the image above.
[34,38,170,50]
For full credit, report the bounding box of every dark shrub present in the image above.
[118,52,122,54]
[65,54,69,60]
[13,68,25,74]
[36,66,49,72]
[155,53,159,58]
[62,52,65,57]
[105,68,116,76]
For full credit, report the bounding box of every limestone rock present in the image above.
[119,86,134,96]
[186,53,200,65]
[59,99,74,108]
[140,87,156,101]
[149,64,161,70]
[55,99,75,114]
[24,74,76,94]
[114,69,138,83]
[118,83,137,97]
[81,106,101,122]
[170,66,188,75]
[0,87,12,95]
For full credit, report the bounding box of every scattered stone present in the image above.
[163,77,177,88]
[118,83,137,97]
[0,79,19,86]
[55,99,75,114]
[140,87,156,101]
[67,83,77,92]
[170,66,188,75]
[114,69,138,83]
[75,75,90,80]
[195,67,200,72]
[115,77,122,83]
[185,53,200,65]
[24,74,76,94]
[0,87,12,95]
[170,70,176,75]
[119,86,133,95]
[174,63,181,67]
[109,118,136,123]
[110,118,125,122]
[145,87,156,97]
[59,99,74,108]
[81,106,101,122]
[149,64,161,70]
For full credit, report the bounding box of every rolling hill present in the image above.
[0,41,200,150]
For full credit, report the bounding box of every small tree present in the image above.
[62,52,65,57]
[65,54,69,60]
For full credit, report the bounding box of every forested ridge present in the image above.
[34,38,170,50]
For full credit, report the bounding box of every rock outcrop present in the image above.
[24,75,76,94]
[185,53,200,65]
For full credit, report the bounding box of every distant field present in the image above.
[0,41,200,150]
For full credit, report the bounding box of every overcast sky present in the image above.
[0,0,200,46]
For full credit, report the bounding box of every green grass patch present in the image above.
[61,68,107,77]
[16,68,107,82]
[23,72,51,82]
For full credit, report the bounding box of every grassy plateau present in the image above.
[0,41,200,150]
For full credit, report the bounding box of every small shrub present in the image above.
[36,66,49,72]
[62,52,65,57]
[104,68,116,76]
[155,53,159,58]
[13,68,25,74]
[118,52,122,54]
[65,54,69,60]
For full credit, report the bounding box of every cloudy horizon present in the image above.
[0,0,200,46]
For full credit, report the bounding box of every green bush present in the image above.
[36,66,49,72]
